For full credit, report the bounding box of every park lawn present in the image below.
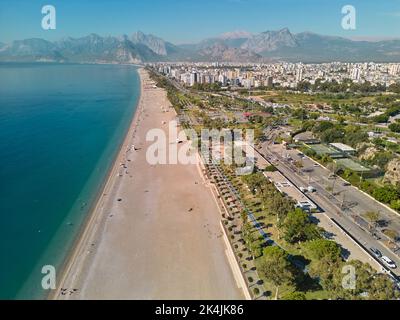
[305,290,331,300]
[261,91,376,107]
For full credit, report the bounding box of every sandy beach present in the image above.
[54,68,244,300]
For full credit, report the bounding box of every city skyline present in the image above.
[1,0,400,44]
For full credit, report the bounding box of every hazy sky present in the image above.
[0,0,399,43]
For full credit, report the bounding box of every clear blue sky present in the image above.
[0,0,399,43]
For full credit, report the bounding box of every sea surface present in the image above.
[0,63,140,299]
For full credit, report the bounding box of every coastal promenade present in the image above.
[54,68,243,300]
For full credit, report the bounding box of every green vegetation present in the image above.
[191,82,222,92]
[282,209,321,244]
[233,169,399,300]
[389,122,400,133]
[258,246,297,300]
[373,185,400,204]
[261,90,375,108]
[297,79,387,94]
[281,291,307,300]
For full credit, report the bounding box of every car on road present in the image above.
[342,181,351,186]
[372,233,382,240]
[313,163,320,167]
[370,247,382,258]
[307,186,316,193]
[381,256,397,269]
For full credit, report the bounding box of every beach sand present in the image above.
[54,68,244,300]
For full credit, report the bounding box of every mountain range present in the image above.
[1,29,400,63]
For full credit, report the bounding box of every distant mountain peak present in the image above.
[199,42,263,62]
[279,27,291,33]
[2,28,400,64]
[261,27,291,34]
[241,28,298,53]
[131,31,170,56]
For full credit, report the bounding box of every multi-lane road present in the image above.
[259,131,400,279]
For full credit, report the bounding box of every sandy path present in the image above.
[54,68,244,300]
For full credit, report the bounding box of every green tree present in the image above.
[292,108,308,120]
[373,185,399,204]
[344,130,368,148]
[336,261,400,300]
[369,274,400,300]
[373,114,389,124]
[391,199,400,212]
[282,209,321,244]
[388,83,400,93]
[302,239,343,292]
[267,193,295,226]
[258,246,296,300]
[369,151,393,168]
[242,173,269,197]
[320,128,345,144]
[303,239,342,262]
[389,123,400,133]
[313,121,334,133]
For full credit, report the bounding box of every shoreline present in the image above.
[53,68,243,300]
[49,67,146,299]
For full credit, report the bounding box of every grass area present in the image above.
[260,91,375,107]
[305,290,331,300]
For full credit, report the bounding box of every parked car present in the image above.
[342,181,351,186]
[370,247,382,258]
[381,256,397,269]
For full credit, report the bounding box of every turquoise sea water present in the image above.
[0,63,140,299]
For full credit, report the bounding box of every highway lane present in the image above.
[261,144,400,278]
[262,126,400,240]
[280,145,400,234]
